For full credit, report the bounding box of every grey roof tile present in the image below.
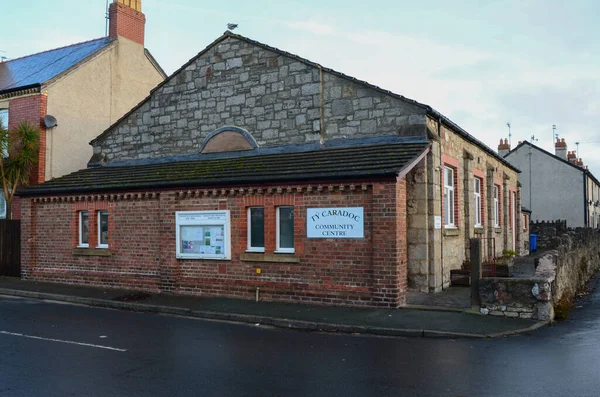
[19,141,429,196]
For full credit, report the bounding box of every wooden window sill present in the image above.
[240,253,300,263]
[72,248,112,257]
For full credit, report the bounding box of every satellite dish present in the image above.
[44,115,57,129]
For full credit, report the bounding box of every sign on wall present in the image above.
[176,211,231,260]
[307,207,364,238]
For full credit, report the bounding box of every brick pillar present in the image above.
[8,94,48,185]
[158,192,177,293]
[463,151,473,259]
[20,198,34,279]
[371,181,408,307]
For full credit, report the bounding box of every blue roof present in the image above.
[0,37,115,94]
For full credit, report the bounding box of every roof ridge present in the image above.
[1,37,112,65]
[510,140,600,186]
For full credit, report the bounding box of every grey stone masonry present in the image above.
[92,35,427,163]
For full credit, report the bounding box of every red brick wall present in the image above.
[8,95,47,186]
[21,180,409,308]
[109,2,146,45]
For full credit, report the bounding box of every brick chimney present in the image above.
[498,138,510,157]
[555,138,567,159]
[567,151,578,164]
[109,0,146,46]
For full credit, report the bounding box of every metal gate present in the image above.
[0,220,20,277]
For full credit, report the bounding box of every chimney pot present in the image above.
[555,138,568,159]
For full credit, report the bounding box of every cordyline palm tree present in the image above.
[0,121,40,220]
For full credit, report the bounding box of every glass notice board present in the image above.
[176,211,231,260]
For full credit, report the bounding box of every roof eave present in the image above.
[0,83,42,98]
[18,171,401,197]
[426,109,521,174]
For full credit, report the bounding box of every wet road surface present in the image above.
[1,287,600,397]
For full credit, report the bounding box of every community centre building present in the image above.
[19,32,521,307]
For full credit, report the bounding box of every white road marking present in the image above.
[0,331,127,352]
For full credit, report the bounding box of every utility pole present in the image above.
[105,0,110,36]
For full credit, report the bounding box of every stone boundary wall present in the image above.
[478,229,600,320]
[530,220,568,250]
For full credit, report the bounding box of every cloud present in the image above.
[276,17,600,175]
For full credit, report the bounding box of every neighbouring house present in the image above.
[0,0,166,218]
[501,138,600,228]
[18,32,521,307]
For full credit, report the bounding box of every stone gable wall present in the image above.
[93,36,427,163]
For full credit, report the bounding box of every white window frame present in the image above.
[474,177,482,227]
[0,192,6,219]
[78,211,89,248]
[494,185,500,227]
[247,207,265,253]
[176,210,231,260]
[97,210,109,249]
[275,206,295,254]
[444,166,455,227]
[0,109,8,158]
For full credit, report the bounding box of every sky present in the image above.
[2,0,599,174]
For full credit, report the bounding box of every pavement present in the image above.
[0,276,548,339]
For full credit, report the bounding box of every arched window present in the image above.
[200,126,258,154]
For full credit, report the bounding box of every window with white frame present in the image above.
[79,211,89,247]
[276,206,294,253]
[0,109,8,158]
[444,166,455,227]
[494,185,500,227]
[176,210,231,260]
[247,207,265,252]
[0,109,7,130]
[0,193,6,219]
[97,211,109,248]
[474,177,482,227]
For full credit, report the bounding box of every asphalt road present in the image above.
[1,288,600,397]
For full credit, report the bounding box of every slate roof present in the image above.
[19,141,430,196]
[0,38,115,95]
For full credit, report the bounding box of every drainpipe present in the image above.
[584,172,588,227]
[438,117,444,290]
[319,65,325,145]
